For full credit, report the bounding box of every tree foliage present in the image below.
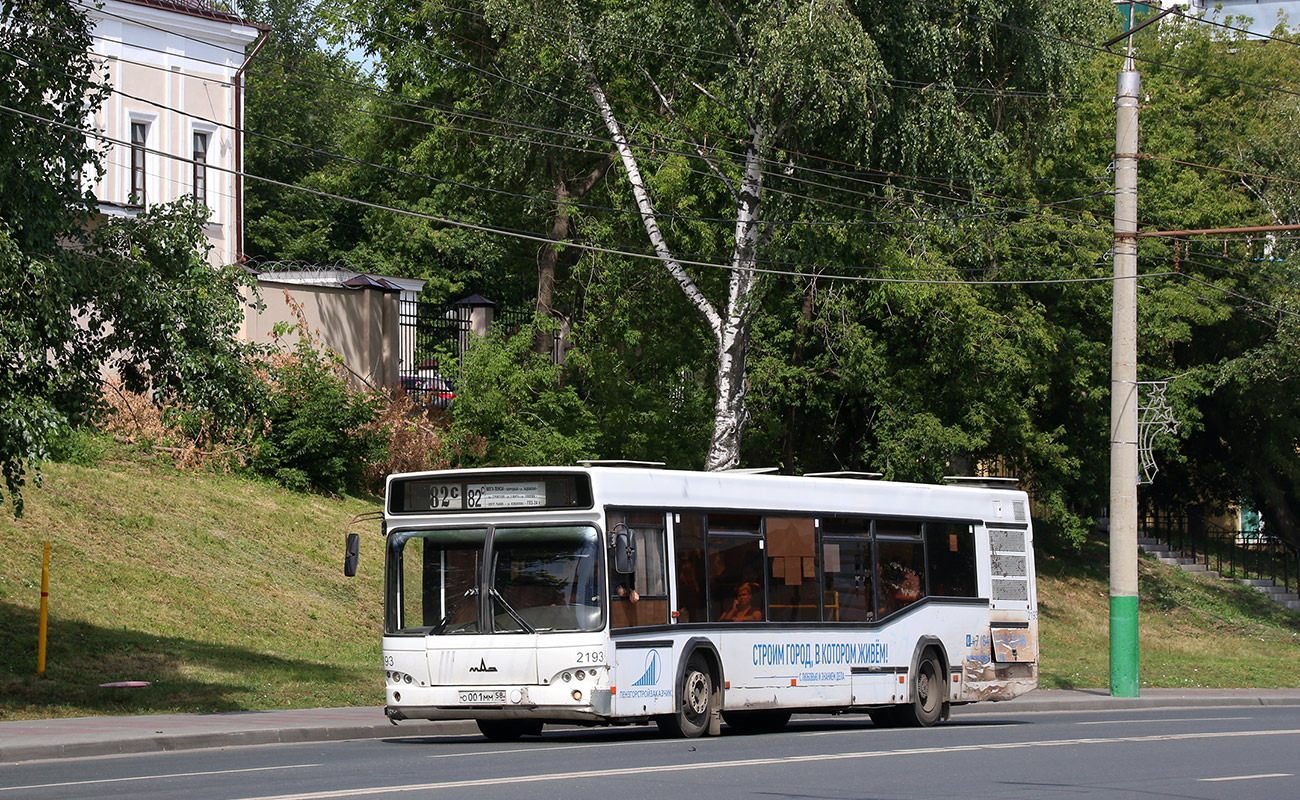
[254,333,387,495]
[0,1,263,514]
[235,1,1300,550]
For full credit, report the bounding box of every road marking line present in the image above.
[799,724,1020,737]
[0,763,321,793]
[228,728,1300,800]
[425,739,681,759]
[1198,773,1293,782]
[1076,716,1252,725]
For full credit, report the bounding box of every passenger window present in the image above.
[926,521,978,597]
[674,512,708,623]
[607,509,669,629]
[766,517,819,622]
[707,514,765,623]
[876,538,925,618]
[822,538,873,622]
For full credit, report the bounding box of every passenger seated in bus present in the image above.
[718,581,762,622]
[878,562,921,616]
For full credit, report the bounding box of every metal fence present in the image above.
[495,302,534,334]
[398,298,471,401]
[1141,509,1299,594]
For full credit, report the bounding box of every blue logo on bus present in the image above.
[632,650,662,687]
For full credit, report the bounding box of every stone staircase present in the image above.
[1137,535,1300,612]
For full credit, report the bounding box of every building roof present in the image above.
[117,0,252,26]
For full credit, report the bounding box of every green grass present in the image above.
[1,438,1297,720]
[0,438,385,720]
[1037,536,1300,690]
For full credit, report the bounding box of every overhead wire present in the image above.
[1,100,1146,287]
[911,0,1300,100]
[9,39,1118,244]
[61,0,1114,232]
[47,0,1299,311]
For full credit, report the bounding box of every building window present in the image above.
[129,121,147,207]
[192,131,208,206]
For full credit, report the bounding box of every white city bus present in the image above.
[346,464,1037,739]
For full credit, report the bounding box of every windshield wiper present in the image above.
[489,589,535,633]
[432,587,477,635]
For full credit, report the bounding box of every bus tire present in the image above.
[721,709,791,733]
[476,719,543,740]
[898,652,944,727]
[656,654,713,738]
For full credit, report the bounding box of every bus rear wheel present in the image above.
[898,653,945,728]
[476,719,543,741]
[656,654,713,738]
[722,710,791,734]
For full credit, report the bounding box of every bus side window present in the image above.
[876,535,925,618]
[674,512,708,623]
[821,517,872,623]
[821,538,872,622]
[608,509,669,629]
[926,521,978,597]
[706,514,764,623]
[766,517,818,622]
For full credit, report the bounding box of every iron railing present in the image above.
[398,299,470,401]
[1141,509,1299,595]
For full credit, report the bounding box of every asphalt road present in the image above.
[4,706,1299,799]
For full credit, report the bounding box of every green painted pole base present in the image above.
[1109,594,1139,697]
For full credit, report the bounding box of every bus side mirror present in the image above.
[613,529,636,574]
[344,532,360,577]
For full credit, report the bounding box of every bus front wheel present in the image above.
[657,654,713,738]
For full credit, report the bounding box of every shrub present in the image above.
[253,335,386,496]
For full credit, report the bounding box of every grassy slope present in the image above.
[1,442,1297,720]
[1037,538,1300,690]
[0,440,385,720]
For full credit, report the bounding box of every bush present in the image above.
[447,319,597,467]
[253,335,386,496]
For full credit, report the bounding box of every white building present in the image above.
[87,0,266,267]
[1185,1,1299,36]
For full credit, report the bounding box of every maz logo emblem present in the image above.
[469,659,498,673]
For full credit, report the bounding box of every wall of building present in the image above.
[1189,1,1299,35]
[245,282,401,391]
[88,0,260,268]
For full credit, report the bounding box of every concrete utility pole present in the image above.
[1110,2,1143,699]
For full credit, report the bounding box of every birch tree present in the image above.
[482,0,886,469]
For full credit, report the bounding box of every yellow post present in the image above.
[37,541,49,678]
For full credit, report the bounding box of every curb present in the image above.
[0,719,480,764]
[6,691,1300,764]
[952,692,1300,716]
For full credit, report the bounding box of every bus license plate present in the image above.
[459,690,507,704]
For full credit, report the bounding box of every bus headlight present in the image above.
[571,689,582,701]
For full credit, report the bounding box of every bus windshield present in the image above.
[388,526,604,635]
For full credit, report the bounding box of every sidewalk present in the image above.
[3,689,1299,763]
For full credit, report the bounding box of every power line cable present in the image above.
[60,0,1108,224]
[1,100,1150,287]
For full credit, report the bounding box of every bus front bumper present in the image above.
[385,685,614,723]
